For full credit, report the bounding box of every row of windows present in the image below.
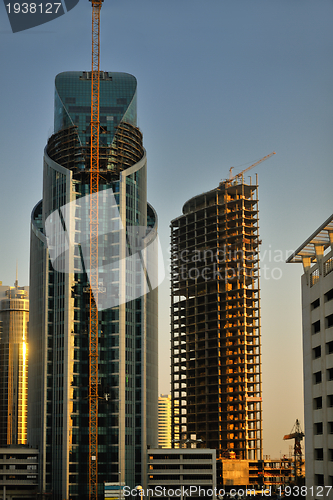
[314,422,333,434]
[150,464,212,470]
[314,448,333,461]
[315,473,333,487]
[313,342,333,358]
[314,396,333,409]
[311,288,333,310]
[0,464,37,471]
[148,454,213,461]
[313,368,333,383]
[312,314,333,334]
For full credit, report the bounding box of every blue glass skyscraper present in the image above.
[29,72,158,499]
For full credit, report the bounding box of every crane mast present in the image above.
[283,419,304,484]
[89,0,103,498]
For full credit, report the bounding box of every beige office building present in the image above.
[287,214,333,489]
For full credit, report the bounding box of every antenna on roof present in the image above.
[15,260,18,289]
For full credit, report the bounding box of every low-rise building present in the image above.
[0,445,39,500]
[147,448,216,499]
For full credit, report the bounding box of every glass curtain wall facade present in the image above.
[171,178,263,471]
[29,72,158,500]
[0,281,29,447]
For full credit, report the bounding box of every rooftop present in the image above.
[286,214,333,264]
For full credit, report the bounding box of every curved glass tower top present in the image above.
[54,71,137,146]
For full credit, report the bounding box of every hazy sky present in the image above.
[1,0,332,458]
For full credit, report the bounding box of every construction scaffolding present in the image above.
[171,175,262,463]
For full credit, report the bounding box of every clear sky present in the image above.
[1,0,332,458]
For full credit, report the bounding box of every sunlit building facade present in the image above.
[158,394,171,448]
[0,280,29,447]
[29,71,158,499]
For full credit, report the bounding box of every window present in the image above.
[314,397,322,409]
[312,320,321,334]
[326,314,333,329]
[313,345,322,359]
[328,395,333,407]
[315,422,323,435]
[329,449,333,461]
[183,453,213,460]
[311,269,320,287]
[314,371,322,384]
[325,259,333,276]
[327,368,333,381]
[329,422,333,434]
[315,474,324,486]
[311,298,320,310]
[327,341,333,355]
[325,289,333,302]
[315,448,323,461]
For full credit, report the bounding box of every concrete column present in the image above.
[302,256,311,286]
[314,245,324,275]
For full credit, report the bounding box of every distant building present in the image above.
[147,448,216,499]
[158,395,171,448]
[287,214,333,489]
[171,175,262,464]
[220,459,249,488]
[249,457,294,490]
[0,280,29,447]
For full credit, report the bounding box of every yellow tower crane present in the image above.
[225,151,276,187]
[89,0,103,498]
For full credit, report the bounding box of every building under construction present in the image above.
[171,174,263,465]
